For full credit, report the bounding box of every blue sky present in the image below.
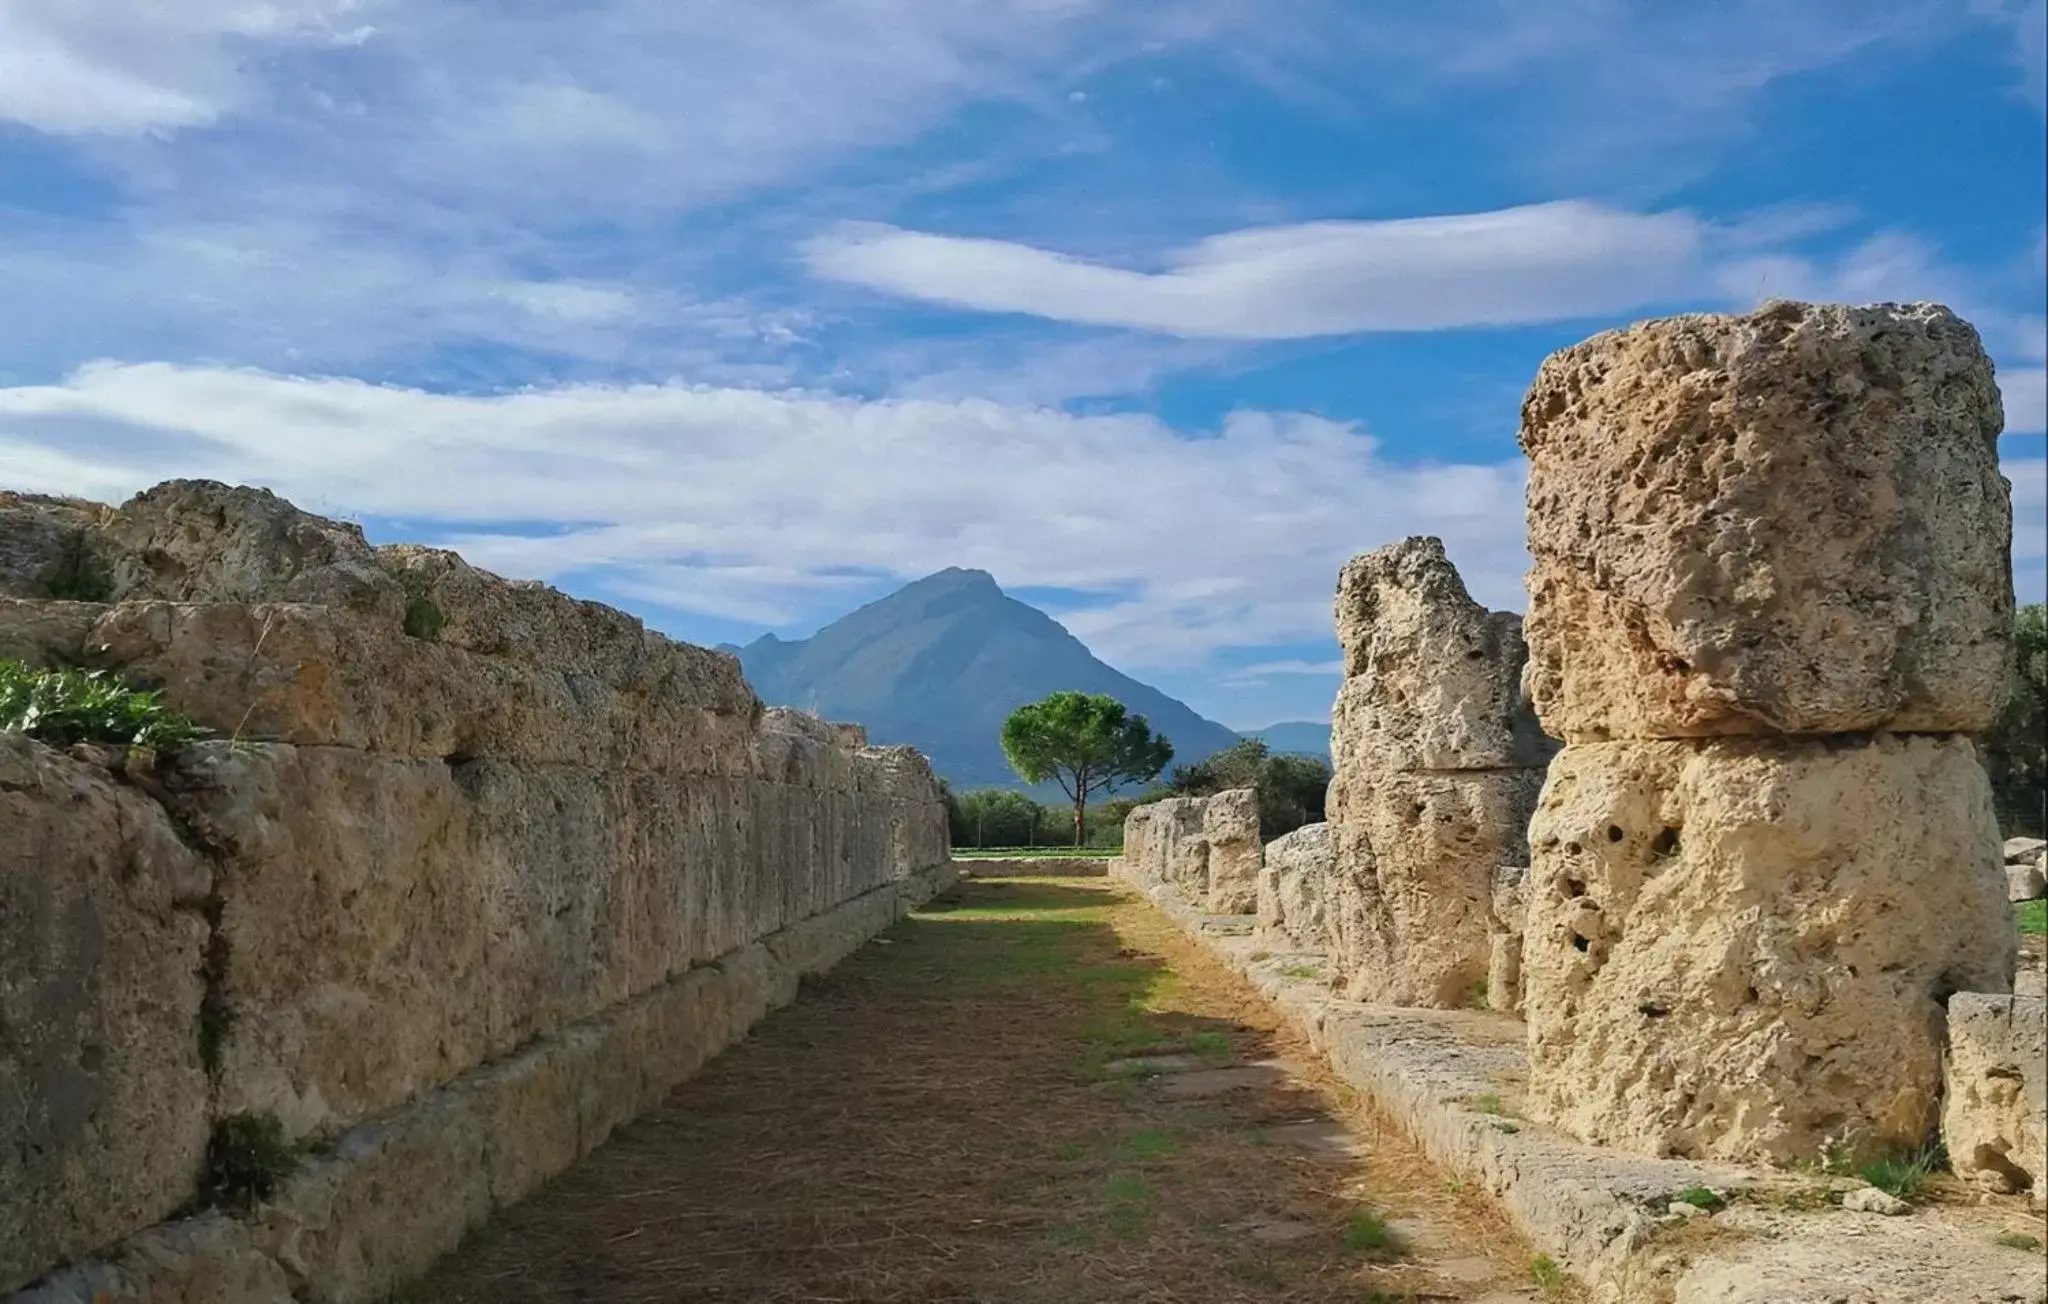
[1,0,2042,730]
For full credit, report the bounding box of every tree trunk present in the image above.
[1073,766,1088,848]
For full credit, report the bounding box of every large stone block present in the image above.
[0,736,213,1294]
[1488,865,1529,1015]
[1332,537,1554,772]
[1255,822,1332,953]
[1943,993,2047,1203]
[1201,788,1262,914]
[1523,734,2013,1162]
[1327,768,1542,1006]
[1519,301,2013,741]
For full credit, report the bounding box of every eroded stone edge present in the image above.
[7,860,959,1304]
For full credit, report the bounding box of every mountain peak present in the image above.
[734,571,1240,789]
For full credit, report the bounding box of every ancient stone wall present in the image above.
[1516,302,2016,1164]
[0,483,953,1298]
[1119,789,1261,913]
[1324,537,1555,1007]
[1253,822,1333,953]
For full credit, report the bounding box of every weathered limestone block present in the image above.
[2010,863,2047,903]
[65,600,761,777]
[1327,768,1543,1006]
[1488,865,1529,1015]
[1121,797,1210,893]
[7,1215,293,1304]
[2008,836,2048,863]
[0,737,214,1294]
[1202,788,1262,914]
[1255,822,1333,953]
[1523,734,2013,1162]
[859,743,951,878]
[1520,301,2012,741]
[1332,537,1553,772]
[100,481,407,621]
[0,493,108,599]
[1943,993,2047,1203]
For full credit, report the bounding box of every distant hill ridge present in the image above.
[734,568,1243,790]
[1240,721,1331,761]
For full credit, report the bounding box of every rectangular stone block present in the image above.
[1519,301,2013,741]
[0,737,213,1294]
[1254,821,1332,953]
[1523,733,2013,1163]
[1943,992,2047,1204]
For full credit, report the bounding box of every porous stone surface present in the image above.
[1328,767,1544,1007]
[1120,789,1262,913]
[1519,301,2012,741]
[1943,993,2047,1202]
[1332,537,1553,772]
[0,481,954,1295]
[1522,733,2013,1163]
[1254,822,1333,953]
[0,737,213,1294]
[1324,537,1554,1008]
[2005,836,2047,863]
[1487,865,1529,1015]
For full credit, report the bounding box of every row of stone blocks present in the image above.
[1124,301,2033,1191]
[0,483,955,1295]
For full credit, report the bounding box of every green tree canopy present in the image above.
[1167,737,1332,842]
[1001,691,1173,846]
[1985,602,2047,836]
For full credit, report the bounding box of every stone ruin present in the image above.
[1516,301,2017,1164]
[1120,789,1262,914]
[0,482,953,1298]
[1325,537,1556,1006]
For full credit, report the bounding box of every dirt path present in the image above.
[408,876,1577,1303]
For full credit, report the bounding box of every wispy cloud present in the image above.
[805,202,1707,338]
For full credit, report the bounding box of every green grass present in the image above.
[0,658,203,751]
[954,846,1115,859]
[2018,899,2046,937]
[1530,1253,1566,1294]
[1181,1030,1230,1056]
[1855,1147,1939,1202]
[1674,1186,1725,1212]
[1462,1093,1506,1116]
[1340,1209,1404,1256]
[1278,963,1321,980]
[1995,1231,2042,1252]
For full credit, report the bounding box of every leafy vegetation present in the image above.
[1163,737,1333,842]
[0,658,203,751]
[1529,1253,1566,1294]
[201,1113,301,1211]
[1984,603,2046,836]
[1996,1231,2042,1252]
[1001,691,1174,846]
[1854,1144,1942,1202]
[1340,1208,1404,1256]
[1674,1186,1725,1212]
[402,594,446,641]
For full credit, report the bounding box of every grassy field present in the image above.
[2019,899,2046,937]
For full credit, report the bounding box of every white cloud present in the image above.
[804,203,1707,339]
[0,361,1530,666]
[0,0,371,134]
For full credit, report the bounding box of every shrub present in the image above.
[202,1113,301,1211]
[0,658,203,750]
[39,530,113,602]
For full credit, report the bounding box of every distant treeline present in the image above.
[945,738,1332,850]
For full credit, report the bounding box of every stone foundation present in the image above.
[1944,993,2048,1207]
[1120,788,1261,913]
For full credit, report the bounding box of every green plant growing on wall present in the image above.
[38,530,113,602]
[0,658,203,751]
[201,1113,301,1211]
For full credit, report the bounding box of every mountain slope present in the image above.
[737,568,1242,789]
[1241,721,1332,761]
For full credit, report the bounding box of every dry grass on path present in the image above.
[408,877,1577,1303]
